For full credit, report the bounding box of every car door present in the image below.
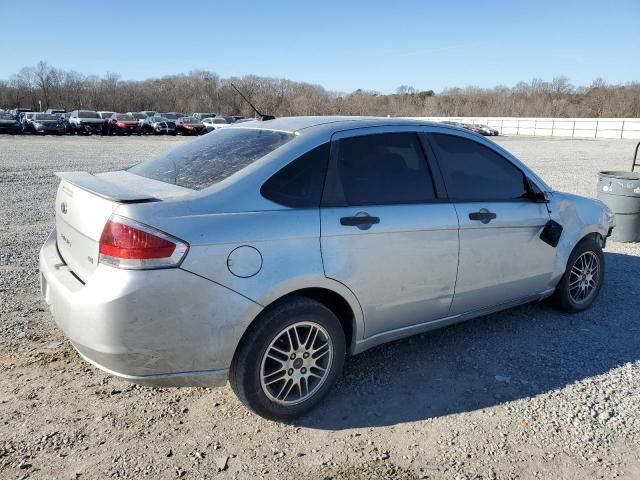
[425,131,555,315]
[320,128,459,338]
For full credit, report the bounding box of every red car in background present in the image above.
[108,113,142,135]
[175,116,207,135]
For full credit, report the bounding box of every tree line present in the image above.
[1,61,639,118]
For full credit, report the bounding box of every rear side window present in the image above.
[429,134,527,201]
[261,143,329,208]
[334,132,436,206]
[129,128,294,190]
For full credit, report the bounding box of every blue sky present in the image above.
[1,0,638,93]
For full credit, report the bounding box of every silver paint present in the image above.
[39,116,615,388]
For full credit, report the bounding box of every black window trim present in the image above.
[424,131,539,204]
[321,130,445,208]
[259,142,331,209]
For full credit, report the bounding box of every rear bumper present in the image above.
[39,229,262,387]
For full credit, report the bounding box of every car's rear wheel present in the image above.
[551,238,604,312]
[230,296,345,421]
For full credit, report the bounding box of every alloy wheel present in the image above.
[259,321,333,406]
[569,251,600,304]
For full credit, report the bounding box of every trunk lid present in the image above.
[54,171,190,282]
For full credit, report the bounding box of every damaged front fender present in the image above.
[547,191,615,286]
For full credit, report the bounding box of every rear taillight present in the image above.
[99,215,189,269]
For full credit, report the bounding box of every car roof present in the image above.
[228,116,444,134]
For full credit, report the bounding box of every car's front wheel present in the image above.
[230,296,345,421]
[552,237,604,312]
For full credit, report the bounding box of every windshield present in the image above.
[131,113,146,119]
[162,113,179,119]
[100,112,114,118]
[116,114,135,121]
[129,128,294,190]
[182,117,200,123]
[0,113,13,120]
[79,111,100,119]
[34,114,59,121]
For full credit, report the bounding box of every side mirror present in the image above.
[525,177,549,203]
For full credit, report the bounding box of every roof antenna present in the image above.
[230,83,275,121]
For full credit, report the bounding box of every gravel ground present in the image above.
[1,134,639,480]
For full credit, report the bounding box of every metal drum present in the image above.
[597,170,640,242]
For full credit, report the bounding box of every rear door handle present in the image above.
[340,216,380,227]
[469,210,497,224]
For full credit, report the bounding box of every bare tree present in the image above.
[0,62,638,118]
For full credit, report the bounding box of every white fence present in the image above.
[416,117,640,139]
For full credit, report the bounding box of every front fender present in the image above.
[548,191,614,285]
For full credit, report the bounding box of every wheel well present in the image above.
[582,231,604,247]
[237,288,356,356]
[290,288,355,350]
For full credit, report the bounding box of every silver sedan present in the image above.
[39,117,615,420]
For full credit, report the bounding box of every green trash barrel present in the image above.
[597,171,640,242]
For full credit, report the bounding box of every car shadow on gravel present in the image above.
[297,251,640,430]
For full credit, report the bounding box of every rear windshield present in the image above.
[116,114,135,121]
[129,127,294,190]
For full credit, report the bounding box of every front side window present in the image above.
[261,143,329,208]
[429,133,527,201]
[333,132,436,206]
[129,127,294,190]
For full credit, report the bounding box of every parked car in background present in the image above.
[11,107,32,119]
[127,112,148,127]
[175,116,206,135]
[40,117,615,421]
[141,115,177,135]
[440,120,465,128]
[192,112,217,120]
[108,113,143,135]
[30,113,66,135]
[201,117,228,132]
[19,112,38,132]
[0,112,22,134]
[98,111,116,135]
[473,124,500,136]
[161,112,186,120]
[68,110,105,135]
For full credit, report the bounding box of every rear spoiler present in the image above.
[55,171,159,203]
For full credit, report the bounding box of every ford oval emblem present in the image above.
[60,202,68,214]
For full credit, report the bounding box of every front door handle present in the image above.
[340,215,380,228]
[469,210,497,224]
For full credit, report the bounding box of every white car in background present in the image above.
[202,117,229,132]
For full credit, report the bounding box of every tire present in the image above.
[551,237,604,312]
[229,296,346,421]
